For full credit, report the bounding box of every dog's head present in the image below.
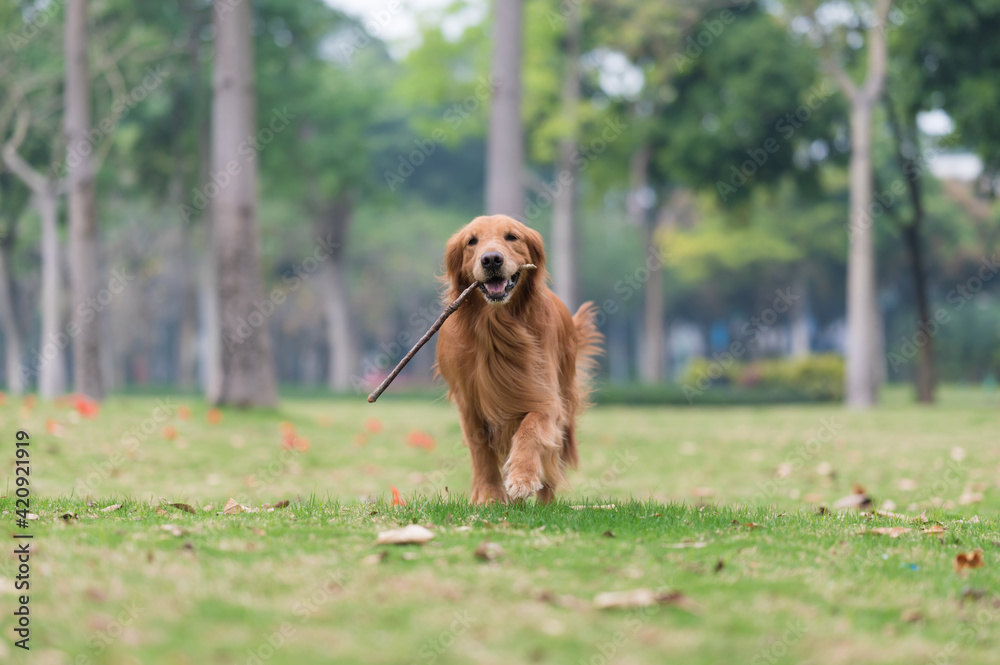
[444,215,545,305]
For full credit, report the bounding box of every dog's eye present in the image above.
[504,233,517,242]
[468,237,478,246]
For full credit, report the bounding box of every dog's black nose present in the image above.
[480,252,504,269]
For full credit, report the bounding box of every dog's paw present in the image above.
[470,485,508,505]
[504,470,543,501]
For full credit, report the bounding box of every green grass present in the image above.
[1,386,999,664]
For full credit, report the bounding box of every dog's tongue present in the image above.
[484,279,507,295]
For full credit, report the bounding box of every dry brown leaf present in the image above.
[155,508,169,516]
[474,541,504,561]
[922,525,945,535]
[959,491,984,505]
[161,524,184,537]
[223,498,243,515]
[273,500,290,509]
[954,549,985,573]
[101,504,121,512]
[362,551,388,565]
[864,527,912,538]
[594,588,693,611]
[900,608,923,623]
[834,487,872,511]
[168,503,197,514]
[375,524,435,545]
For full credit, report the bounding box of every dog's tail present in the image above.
[572,301,604,410]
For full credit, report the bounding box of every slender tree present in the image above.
[485,0,524,217]
[550,0,581,308]
[64,0,105,400]
[813,0,892,408]
[211,0,278,406]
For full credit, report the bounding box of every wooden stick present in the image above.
[367,264,536,403]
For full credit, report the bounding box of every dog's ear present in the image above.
[523,225,546,270]
[443,231,467,292]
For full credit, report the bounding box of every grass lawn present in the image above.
[1,386,999,664]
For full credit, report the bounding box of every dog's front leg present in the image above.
[458,408,507,504]
[503,412,559,501]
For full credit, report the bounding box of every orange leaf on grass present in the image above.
[365,418,383,434]
[23,394,37,409]
[177,405,191,420]
[0,391,5,405]
[207,408,222,425]
[73,394,100,419]
[162,425,178,441]
[954,549,985,573]
[391,486,406,506]
[406,430,436,451]
[279,421,297,436]
[354,433,369,447]
[293,436,311,453]
[45,419,64,437]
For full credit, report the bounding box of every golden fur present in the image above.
[435,215,602,503]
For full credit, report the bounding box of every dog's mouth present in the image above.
[478,270,520,303]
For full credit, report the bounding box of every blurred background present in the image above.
[1,0,998,409]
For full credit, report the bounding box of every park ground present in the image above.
[1,386,999,664]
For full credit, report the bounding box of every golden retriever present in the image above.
[436,215,602,503]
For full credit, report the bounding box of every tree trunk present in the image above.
[485,0,524,218]
[641,219,665,384]
[211,0,278,407]
[844,100,879,408]
[550,1,580,308]
[885,96,935,403]
[0,228,24,394]
[790,270,811,358]
[318,196,356,392]
[65,0,104,400]
[37,192,66,398]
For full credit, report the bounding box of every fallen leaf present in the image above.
[864,527,912,538]
[375,524,434,545]
[60,512,77,522]
[900,608,923,623]
[955,550,985,573]
[223,498,244,515]
[922,525,945,535]
[273,500,290,509]
[177,405,191,420]
[959,490,984,505]
[594,589,692,611]
[155,508,169,516]
[834,489,872,511]
[101,504,121,512]
[168,503,196,514]
[162,425,177,441]
[732,520,761,529]
[602,530,615,538]
[207,408,222,425]
[406,430,437,451]
[474,541,504,561]
[73,394,100,419]
[714,559,725,573]
[391,486,406,506]
[365,418,383,434]
[362,551,388,565]
[161,524,184,537]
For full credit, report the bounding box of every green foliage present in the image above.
[681,353,845,402]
